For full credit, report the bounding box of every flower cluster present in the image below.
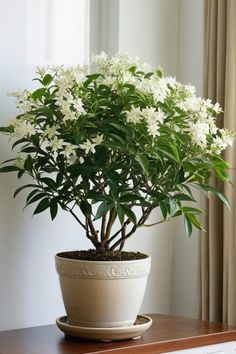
[7,52,233,163]
[0,52,234,248]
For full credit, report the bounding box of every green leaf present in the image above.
[80,200,92,216]
[31,88,46,101]
[135,153,149,175]
[185,213,205,231]
[21,147,38,153]
[50,199,58,220]
[109,133,126,145]
[26,189,41,203]
[33,198,50,215]
[94,201,114,220]
[94,146,108,167]
[75,130,85,145]
[0,126,13,133]
[174,193,195,202]
[157,145,178,162]
[0,166,19,173]
[105,171,121,186]
[1,158,17,165]
[24,155,34,173]
[119,204,137,224]
[214,168,229,182]
[192,183,230,209]
[168,199,180,217]
[14,184,40,198]
[43,74,53,86]
[41,177,57,189]
[159,200,168,219]
[56,173,64,185]
[119,194,139,203]
[108,122,132,136]
[26,192,46,206]
[117,204,125,225]
[12,138,28,149]
[87,191,111,202]
[181,206,203,214]
[156,67,163,78]
[84,73,103,85]
[184,214,192,237]
[17,170,25,179]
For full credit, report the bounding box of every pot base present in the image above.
[56,314,152,341]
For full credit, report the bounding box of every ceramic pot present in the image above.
[55,254,151,328]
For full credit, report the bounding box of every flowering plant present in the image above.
[0,52,234,253]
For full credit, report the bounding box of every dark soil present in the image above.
[57,250,148,261]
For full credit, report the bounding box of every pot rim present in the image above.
[55,253,151,265]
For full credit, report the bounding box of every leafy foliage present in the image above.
[0,53,234,251]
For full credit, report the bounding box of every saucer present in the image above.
[56,314,152,341]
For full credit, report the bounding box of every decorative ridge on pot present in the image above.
[55,254,151,279]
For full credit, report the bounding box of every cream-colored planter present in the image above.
[55,254,151,328]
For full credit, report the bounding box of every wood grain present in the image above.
[0,314,236,354]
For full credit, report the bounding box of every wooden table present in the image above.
[1,314,236,354]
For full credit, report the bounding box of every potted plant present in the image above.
[0,52,234,333]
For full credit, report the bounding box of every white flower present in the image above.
[155,108,166,124]
[207,116,218,134]
[188,121,209,147]
[121,72,138,85]
[36,66,47,78]
[92,134,104,145]
[126,106,143,124]
[177,96,202,112]
[102,76,117,86]
[43,125,60,139]
[163,76,177,88]
[212,129,234,153]
[93,52,109,71]
[138,77,169,103]
[184,84,196,96]
[12,120,36,138]
[10,90,34,113]
[15,155,26,170]
[142,107,165,137]
[213,102,223,114]
[73,65,87,85]
[59,100,71,115]
[62,144,77,159]
[79,139,96,154]
[63,110,77,122]
[73,98,86,116]
[49,136,64,152]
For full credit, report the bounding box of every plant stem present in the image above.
[110,207,153,251]
[87,215,99,241]
[68,208,87,231]
[118,224,126,252]
[106,219,130,246]
[104,207,116,241]
[68,208,99,248]
[101,214,107,242]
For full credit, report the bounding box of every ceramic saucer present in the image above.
[56,314,152,341]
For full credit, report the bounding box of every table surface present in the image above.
[1,314,236,354]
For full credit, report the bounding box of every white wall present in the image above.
[119,0,179,75]
[0,0,90,330]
